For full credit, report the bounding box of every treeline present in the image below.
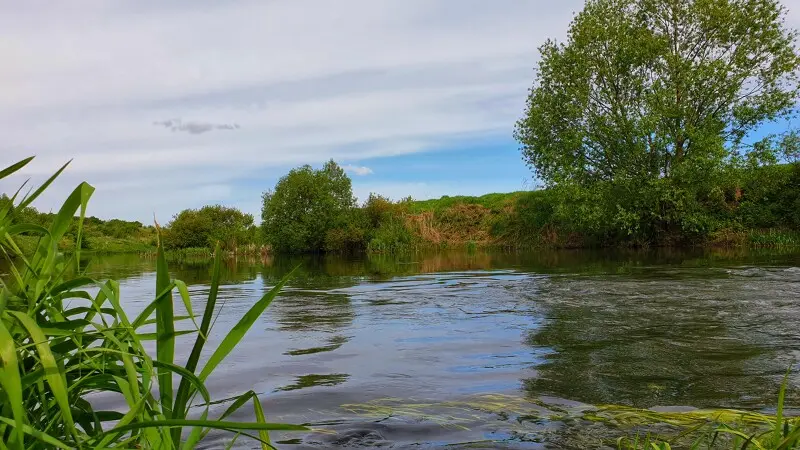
[504,163,800,248]
[0,196,259,254]
[258,161,800,252]
[4,159,799,255]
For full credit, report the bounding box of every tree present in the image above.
[514,0,800,186]
[165,205,254,250]
[261,160,357,253]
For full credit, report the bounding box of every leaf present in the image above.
[5,224,49,238]
[173,280,201,335]
[104,419,307,435]
[152,360,211,405]
[173,244,222,424]
[49,277,96,296]
[0,320,25,450]
[0,157,34,181]
[138,330,196,340]
[172,244,222,443]
[0,416,71,449]
[17,160,71,210]
[8,311,77,439]
[198,267,295,382]
[155,230,175,417]
[252,391,272,450]
[774,367,790,442]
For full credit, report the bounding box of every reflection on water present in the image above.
[11,247,800,448]
[277,373,351,392]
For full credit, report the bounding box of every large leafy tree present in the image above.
[261,160,357,253]
[515,0,800,185]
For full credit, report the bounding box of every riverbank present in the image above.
[13,189,800,257]
[7,161,799,256]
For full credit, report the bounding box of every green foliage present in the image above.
[515,0,800,186]
[261,160,357,253]
[324,208,369,253]
[164,205,256,251]
[407,192,521,214]
[738,163,800,229]
[0,157,303,449]
[363,194,417,253]
[512,0,800,247]
[1,194,157,254]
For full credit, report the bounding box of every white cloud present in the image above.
[0,0,796,221]
[343,165,373,176]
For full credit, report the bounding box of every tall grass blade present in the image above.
[7,311,77,440]
[196,390,274,447]
[173,243,222,443]
[155,228,176,417]
[251,391,273,450]
[198,267,296,382]
[0,416,71,449]
[0,157,304,448]
[17,160,71,210]
[0,157,34,181]
[26,182,93,285]
[775,367,790,442]
[0,320,25,450]
[105,419,307,435]
[73,175,92,273]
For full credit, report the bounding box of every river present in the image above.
[81,248,800,448]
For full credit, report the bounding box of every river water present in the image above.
[83,248,800,448]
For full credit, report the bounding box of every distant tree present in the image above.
[99,219,144,239]
[165,205,254,250]
[261,160,356,253]
[514,0,800,185]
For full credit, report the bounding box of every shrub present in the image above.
[165,205,255,251]
[261,160,356,253]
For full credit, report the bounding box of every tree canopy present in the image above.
[261,160,357,253]
[515,0,800,186]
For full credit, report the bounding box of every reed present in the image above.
[0,157,303,449]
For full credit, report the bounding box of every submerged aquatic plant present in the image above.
[605,371,800,449]
[337,379,799,449]
[0,157,304,449]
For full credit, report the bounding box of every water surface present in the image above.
[81,249,800,448]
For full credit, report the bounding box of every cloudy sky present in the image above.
[1,1,798,223]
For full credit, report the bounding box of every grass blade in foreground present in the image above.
[0,157,305,449]
[155,226,176,418]
[172,243,223,443]
[0,320,25,450]
[198,266,296,382]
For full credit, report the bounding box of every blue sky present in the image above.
[0,0,797,223]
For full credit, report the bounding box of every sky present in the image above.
[1,1,798,224]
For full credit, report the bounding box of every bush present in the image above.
[164,205,255,251]
[261,160,357,253]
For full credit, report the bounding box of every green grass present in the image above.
[748,229,800,247]
[406,192,524,214]
[0,157,303,449]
